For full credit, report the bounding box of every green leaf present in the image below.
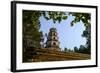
[62,16,67,20]
[71,21,74,26]
[45,17,49,20]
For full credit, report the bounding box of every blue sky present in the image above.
[39,14,86,50]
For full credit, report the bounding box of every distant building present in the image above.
[46,28,60,51]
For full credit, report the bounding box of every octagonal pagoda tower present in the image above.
[46,28,60,51]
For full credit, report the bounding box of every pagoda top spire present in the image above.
[50,27,57,32]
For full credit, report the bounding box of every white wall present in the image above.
[0,0,99,73]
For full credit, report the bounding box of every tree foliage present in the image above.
[64,47,73,52]
[69,13,91,27]
[23,10,43,49]
[41,11,68,23]
[82,25,91,49]
[23,10,43,62]
[74,45,90,54]
[74,47,78,52]
[64,47,68,52]
[79,45,90,54]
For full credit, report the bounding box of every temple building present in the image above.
[46,28,60,51]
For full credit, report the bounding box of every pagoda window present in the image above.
[53,42,56,45]
[53,37,56,40]
[53,33,56,36]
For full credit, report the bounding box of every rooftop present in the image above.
[50,28,57,32]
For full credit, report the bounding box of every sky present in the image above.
[39,14,86,50]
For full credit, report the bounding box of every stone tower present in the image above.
[46,28,60,51]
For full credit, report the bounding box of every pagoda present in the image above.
[46,28,60,51]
